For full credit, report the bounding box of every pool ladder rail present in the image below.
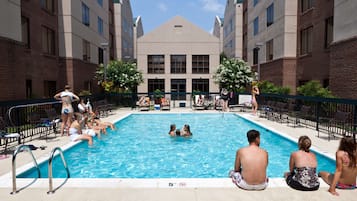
[10,145,70,194]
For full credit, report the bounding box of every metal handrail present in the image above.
[47,147,70,194]
[7,100,61,126]
[11,145,41,194]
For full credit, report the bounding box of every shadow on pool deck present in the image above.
[0,108,355,201]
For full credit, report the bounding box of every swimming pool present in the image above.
[18,113,335,178]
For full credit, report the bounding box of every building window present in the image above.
[253,0,259,7]
[148,79,165,94]
[82,3,90,26]
[192,79,209,93]
[43,80,56,98]
[301,0,313,13]
[84,80,92,92]
[41,0,54,13]
[21,16,30,48]
[98,47,104,64]
[266,3,274,27]
[148,55,165,74]
[41,26,55,55]
[253,17,259,35]
[266,39,273,61]
[253,48,259,65]
[82,40,90,61]
[170,55,186,74]
[325,16,333,48]
[171,79,186,100]
[300,26,313,55]
[98,17,103,35]
[26,79,32,99]
[192,55,209,74]
[97,0,103,7]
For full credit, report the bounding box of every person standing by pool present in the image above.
[54,84,80,136]
[251,85,260,115]
[284,136,320,191]
[318,136,357,196]
[220,88,229,112]
[229,129,269,190]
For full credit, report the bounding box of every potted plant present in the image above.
[153,89,164,104]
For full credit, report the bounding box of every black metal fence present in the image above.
[1,92,356,151]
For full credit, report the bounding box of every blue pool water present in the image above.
[18,113,335,178]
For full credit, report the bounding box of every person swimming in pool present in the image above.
[318,136,357,196]
[54,84,79,136]
[181,124,192,137]
[168,124,176,137]
[229,129,269,190]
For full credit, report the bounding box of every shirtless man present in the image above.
[319,137,357,196]
[229,129,269,190]
[54,85,79,136]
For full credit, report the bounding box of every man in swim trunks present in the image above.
[319,137,357,196]
[54,85,80,136]
[229,129,269,190]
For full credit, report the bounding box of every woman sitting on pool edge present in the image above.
[318,136,357,196]
[284,135,320,191]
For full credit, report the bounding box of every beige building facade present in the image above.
[133,16,144,60]
[58,0,110,92]
[113,0,134,61]
[137,16,220,102]
[213,16,223,54]
[0,0,21,42]
[223,0,243,59]
[246,0,297,92]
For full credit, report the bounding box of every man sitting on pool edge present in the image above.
[229,129,269,190]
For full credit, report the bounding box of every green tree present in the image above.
[297,80,334,98]
[96,60,144,92]
[213,58,255,92]
[258,80,290,95]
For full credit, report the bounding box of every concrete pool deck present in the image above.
[0,108,356,201]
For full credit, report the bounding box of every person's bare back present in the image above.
[231,129,269,190]
[237,145,268,184]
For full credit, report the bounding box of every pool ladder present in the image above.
[11,145,70,194]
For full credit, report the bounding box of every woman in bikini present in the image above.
[319,136,357,196]
[284,136,320,191]
[54,85,80,136]
[251,85,260,115]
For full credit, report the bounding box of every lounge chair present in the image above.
[44,108,61,136]
[160,97,170,111]
[214,95,222,110]
[137,96,150,111]
[0,116,21,153]
[229,94,252,112]
[193,95,205,110]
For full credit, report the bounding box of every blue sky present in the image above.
[130,0,226,34]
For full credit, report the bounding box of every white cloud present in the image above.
[157,2,168,12]
[200,0,225,14]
